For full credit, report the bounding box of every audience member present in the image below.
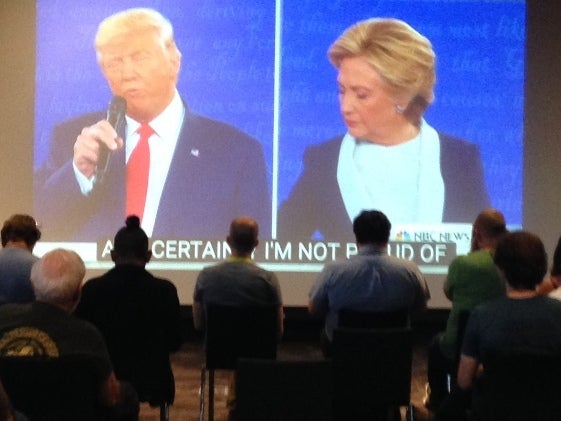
[425,208,507,410]
[448,231,561,419]
[193,216,283,336]
[0,215,41,304]
[308,209,429,356]
[536,234,561,299]
[193,216,283,416]
[75,215,183,407]
[0,249,138,420]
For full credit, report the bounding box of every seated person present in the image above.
[193,216,283,416]
[308,210,429,356]
[0,214,42,304]
[451,231,561,419]
[425,209,507,410]
[0,249,138,420]
[75,216,183,406]
[193,216,283,336]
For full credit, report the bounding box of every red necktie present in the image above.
[126,123,154,221]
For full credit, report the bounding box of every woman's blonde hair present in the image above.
[328,18,436,123]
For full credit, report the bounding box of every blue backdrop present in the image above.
[35,0,525,227]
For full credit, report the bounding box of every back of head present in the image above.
[353,210,391,246]
[228,217,259,255]
[474,208,507,240]
[113,215,149,262]
[328,18,435,124]
[1,214,41,248]
[493,231,547,290]
[30,249,85,309]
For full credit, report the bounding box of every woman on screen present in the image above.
[278,18,490,241]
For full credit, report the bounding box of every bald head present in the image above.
[227,217,259,256]
[472,208,507,251]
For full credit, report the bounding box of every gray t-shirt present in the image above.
[0,302,113,381]
[194,260,282,327]
[462,295,561,363]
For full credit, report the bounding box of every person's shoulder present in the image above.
[195,261,224,283]
[451,251,483,265]
[437,131,480,154]
[185,112,259,145]
[71,314,107,339]
[81,274,108,292]
[320,257,360,277]
[0,303,26,317]
[305,135,345,156]
[148,273,179,293]
[540,294,561,310]
[381,253,420,272]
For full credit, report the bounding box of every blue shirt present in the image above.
[0,247,37,304]
[309,245,429,340]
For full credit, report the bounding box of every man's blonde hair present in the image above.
[95,8,180,63]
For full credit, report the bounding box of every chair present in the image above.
[471,353,561,421]
[0,355,102,421]
[234,358,332,421]
[200,304,279,421]
[338,307,410,329]
[332,327,414,421]
[447,310,471,392]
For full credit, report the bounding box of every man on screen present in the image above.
[34,7,271,241]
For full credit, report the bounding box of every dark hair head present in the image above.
[228,217,259,254]
[493,231,547,290]
[352,210,391,245]
[1,214,41,248]
[113,215,149,260]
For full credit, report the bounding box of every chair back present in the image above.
[332,327,413,419]
[472,353,561,421]
[205,304,278,369]
[234,358,332,421]
[454,311,471,361]
[0,355,101,421]
[338,307,410,329]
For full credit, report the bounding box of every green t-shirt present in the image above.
[439,250,506,358]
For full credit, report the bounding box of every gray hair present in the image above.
[31,249,85,308]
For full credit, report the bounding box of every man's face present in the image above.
[99,29,181,122]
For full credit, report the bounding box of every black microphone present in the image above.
[94,96,127,188]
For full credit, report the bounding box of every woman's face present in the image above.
[337,56,406,145]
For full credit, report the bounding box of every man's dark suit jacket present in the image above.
[74,264,183,405]
[34,105,271,241]
[278,133,490,241]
